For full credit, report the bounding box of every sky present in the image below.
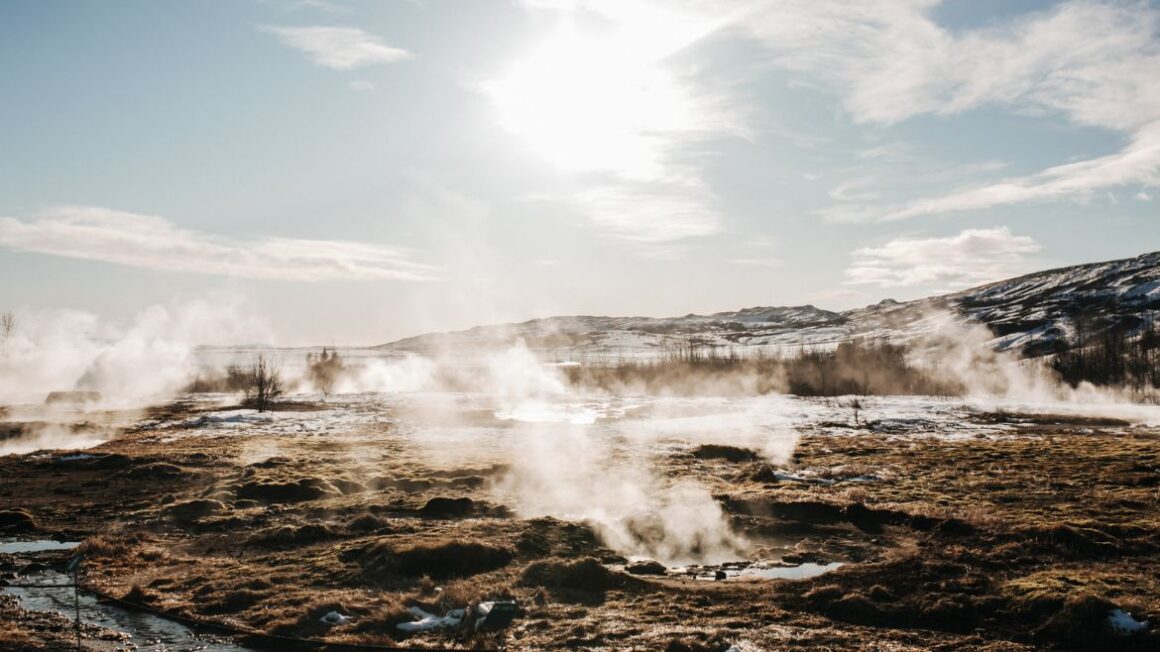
[1,0,1158,345]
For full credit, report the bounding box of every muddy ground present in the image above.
[1,399,1158,651]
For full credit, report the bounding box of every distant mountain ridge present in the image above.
[378,251,1160,359]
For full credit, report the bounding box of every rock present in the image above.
[329,478,367,495]
[44,391,101,405]
[236,478,337,504]
[19,562,49,575]
[120,463,189,480]
[751,466,782,483]
[419,497,475,518]
[0,509,38,532]
[345,514,389,533]
[248,524,336,548]
[690,444,759,463]
[782,552,825,565]
[343,540,513,581]
[625,560,667,575]
[520,557,629,593]
[163,499,226,523]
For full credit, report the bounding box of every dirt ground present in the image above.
[1,399,1158,651]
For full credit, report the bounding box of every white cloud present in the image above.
[575,180,721,243]
[1137,191,1153,201]
[844,227,1041,288]
[729,235,781,267]
[0,206,433,281]
[291,0,349,13]
[348,79,374,92]
[259,0,350,13]
[739,0,1160,219]
[730,258,783,268]
[828,176,879,202]
[818,159,1012,223]
[264,26,410,69]
[880,120,1160,220]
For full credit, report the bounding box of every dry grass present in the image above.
[2,401,1158,650]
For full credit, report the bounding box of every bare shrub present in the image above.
[190,354,282,409]
[306,347,347,395]
[843,397,864,425]
[184,363,261,394]
[565,339,961,397]
[249,354,282,412]
[0,310,14,342]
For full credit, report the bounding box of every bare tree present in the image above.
[249,354,282,412]
[306,347,346,396]
[846,396,864,426]
[1,310,14,342]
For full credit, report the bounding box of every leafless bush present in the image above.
[185,364,256,393]
[843,397,864,425]
[0,310,14,342]
[187,355,283,409]
[306,347,347,395]
[249,354,282,412]
[565,339,961,397]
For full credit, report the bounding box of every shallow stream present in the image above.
[2,541,254,651]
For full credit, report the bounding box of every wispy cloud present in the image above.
[879,121,1160,221]
[259,0,350,13]
[575,181,721,243]
[819,159,1011,223]
[728,235,781,267]
[740,0,1160,219]
[0,206,433,281]
[828,176,879,202]
[844,227,1041,288]
[730,258,783,268]
[290,0,349,13]
[264,26,410,69]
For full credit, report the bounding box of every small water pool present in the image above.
[739,561,845,580]
[0,540,80,554]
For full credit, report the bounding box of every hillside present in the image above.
[378,251,1160,359]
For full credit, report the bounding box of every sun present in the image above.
[482,8,718,180]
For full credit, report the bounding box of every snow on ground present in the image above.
[138,390,1160,452]
[1108,608,1149,635]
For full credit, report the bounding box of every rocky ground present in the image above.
[1,398,1158,651]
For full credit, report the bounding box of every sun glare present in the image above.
[483,9,716,180]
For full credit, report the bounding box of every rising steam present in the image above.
[0,297,269,406]
[5,300,1156,564]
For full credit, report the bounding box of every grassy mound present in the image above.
[519,557,628,593]
[162,499,226,523]
[236,478,338,504]
[344,540,514,581]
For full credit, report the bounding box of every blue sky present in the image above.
[1,0,1157,344]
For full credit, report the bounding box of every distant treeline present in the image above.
[564,338,962,397]
[1050,313,1160,393]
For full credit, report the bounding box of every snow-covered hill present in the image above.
[378,251,1160,360]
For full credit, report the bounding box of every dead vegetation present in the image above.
[1,400,1157,650]
[565,339,963,397]
[345,540,515,581]
[236,477,339,503]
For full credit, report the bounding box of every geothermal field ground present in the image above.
[2,348,1159,651]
